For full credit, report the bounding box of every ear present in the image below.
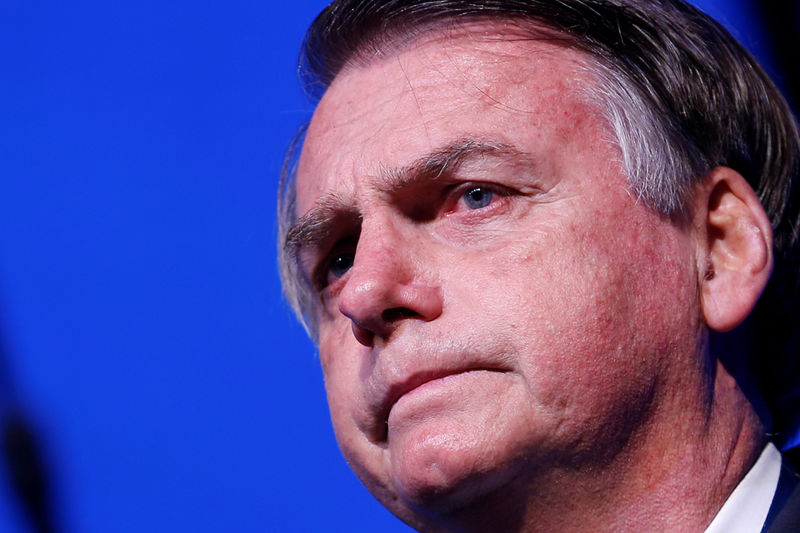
[696,167,773,332]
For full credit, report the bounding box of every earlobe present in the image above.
[698,167,773,332]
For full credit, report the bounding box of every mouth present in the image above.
[374,366,509,443]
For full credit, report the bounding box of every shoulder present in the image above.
[763,452,800,533]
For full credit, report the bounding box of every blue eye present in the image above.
[463,187,494,209]
[328,252,354,281]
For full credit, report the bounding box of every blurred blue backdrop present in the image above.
[0,1,792,532]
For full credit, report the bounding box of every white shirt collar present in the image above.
[704,442,782,533]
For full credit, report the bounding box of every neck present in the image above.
[428,358,766,533]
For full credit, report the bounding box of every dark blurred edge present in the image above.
[756,0,800,114]
[756,0,800,464]
[2,413,55,533]
[0,308,57,533]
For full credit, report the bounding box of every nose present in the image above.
[337,224,442,347]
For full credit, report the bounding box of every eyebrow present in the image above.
[377,138,523,194]
[284,192,359,253]
[284,138,525,254]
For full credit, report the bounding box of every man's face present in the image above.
[293,23,704,527]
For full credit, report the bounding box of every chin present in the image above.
[386,420,523,514]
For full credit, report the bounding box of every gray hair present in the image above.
[278,0,800,438]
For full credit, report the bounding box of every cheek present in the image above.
[453,205,698,436]
[319,320,396,465]
[319,326,365,438]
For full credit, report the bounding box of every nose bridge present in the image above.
[338,210,441,346]
[352,213,410,281]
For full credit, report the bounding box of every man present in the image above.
[278,1,800,531]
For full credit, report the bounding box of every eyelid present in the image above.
[312,238,357,292]
[444,181,512,214]
[307,181,516,290]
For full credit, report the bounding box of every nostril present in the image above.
[381,307,420,323]
[338,271,442,344]
[351,322,375,347]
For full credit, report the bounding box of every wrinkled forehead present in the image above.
[294,20,593,217]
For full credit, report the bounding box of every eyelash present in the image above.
[445,182,509,216]
[314,240,357,291]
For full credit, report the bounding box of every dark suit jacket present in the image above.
[763,454,800,532]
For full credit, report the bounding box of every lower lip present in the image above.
[388,369,503,419]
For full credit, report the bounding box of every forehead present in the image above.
[295,22,599,215]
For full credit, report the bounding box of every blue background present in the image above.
[0,1,787,532]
